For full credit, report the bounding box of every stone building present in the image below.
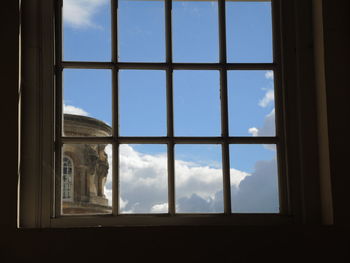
[62,114,112,214]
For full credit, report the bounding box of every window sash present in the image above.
[54,0,288,218]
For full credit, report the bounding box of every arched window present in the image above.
[62,156,74,200]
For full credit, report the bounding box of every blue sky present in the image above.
[62,0,279,213]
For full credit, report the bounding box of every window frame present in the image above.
[19,0,320,228]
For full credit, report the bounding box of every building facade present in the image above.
[62,114,112,214]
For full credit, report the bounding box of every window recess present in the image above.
[21,0,317,228]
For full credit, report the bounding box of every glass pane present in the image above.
[226,1,273,63]
[175,144,223,213]
[63,69,112,137]
[63,0,111,61]
[62,144,112,215]
[174,70,221,136]
[230,144,279,213]
[119,0,165,62]
[119,70,166,136]
[119,144,168,213]
[173,0,219,62]
[228,70,275,136]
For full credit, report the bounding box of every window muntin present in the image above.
[55,0,286,222]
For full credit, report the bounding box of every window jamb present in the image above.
[19,0,55,228]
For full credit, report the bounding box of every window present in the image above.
[62,156,73,200]
[20,0,313,228]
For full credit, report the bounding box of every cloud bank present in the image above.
[103,144,278,214]
[231,158,279,213]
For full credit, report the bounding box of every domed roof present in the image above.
[64,114,112,137]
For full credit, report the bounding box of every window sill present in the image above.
[47,214,294,228]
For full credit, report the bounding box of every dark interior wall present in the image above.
[322,0,350,225]
[0,0,19,231]
[4,226,350,262]
[1,0,349,262]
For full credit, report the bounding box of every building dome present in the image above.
[64,114,111,137]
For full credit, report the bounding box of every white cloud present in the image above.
[177,158,279,213]
[63,104,89,116]
[259,71,275,108]
[248,127,259,137]
[258,109,275,136]
[102,143,278,213]
[119,197,128,210]
[248,109,276,151]
[63,0,108,29]
[103,144,112,206]
[247,109,276,137]
[150,203,168,213]
[103,189,128,209]
[232,158,279,213]
[258,89,274,108]
[265,70,274,80]
[99,107,276,213]
[104,188,112,205]
[104,144,248,213]
[175,160,247,200]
